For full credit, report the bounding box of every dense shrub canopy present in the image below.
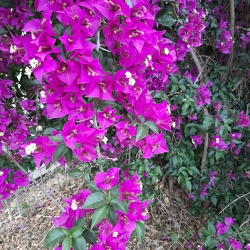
[1,0,250,249]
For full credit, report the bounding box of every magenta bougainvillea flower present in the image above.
[190,135,202,148]
[24,136,57,168]
[228,237,242,250]
[228,172,237,181]
[94,167,120,190]
[13,170,30,186]
[0,182,17,200]
[209,171,217,187]
[136,133,168,158]
[119,173,142,201]
[245,243,250,250]
[19,100,36,111]
[229,133,242,140]
[224,217,234,226]
[213,101,222,110]
[115,121,136,142]
[0,168,12,185]
[195,84,211,107]
[237,111,250,128]
[210,135,228,151]
[97,105,122,129]
[188,113,198,120]
[216,244,225,250]
[216,29,233,54]
[216,221,229,235]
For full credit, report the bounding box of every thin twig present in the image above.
[1,150,64,212]
[189,47,209,176]
[219,191,250,214]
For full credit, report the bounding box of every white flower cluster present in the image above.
[29,58,39,68]
[71,199,77,210]
[25,143,37,155]
[125,71,136,86]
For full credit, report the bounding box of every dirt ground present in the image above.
[0,171,205,250]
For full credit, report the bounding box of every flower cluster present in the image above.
[210,135,228,151]
[0,168,29,210]
[216,217,234,235]
[237,111,250,128]
[195,84,211,107]
[215,25,233,54]
[51,167,149,249]
[8,0,175,164]
[175,0,206,60]
[240,32,250,49]
[199,171,217,197]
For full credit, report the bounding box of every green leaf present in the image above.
[0,28,8,36]
[189,166,200,175]
[107,205,118,225]
[136,124,149,142]
[50,134,63,142]
[74,218,84,228]
[170,84,179,93]
[110,197,128,213]
[62,236,72,250]
[71,226,84,239]
[203,116,214,128]
[65,148,73,163]
[215,151,224,160]
[138,115,145,123]
[170,75,179,84]
[72,236,86,250]
[207,221,216,234]
[61,25,72,36]
[91,204,109,230]
[62,229,71,237]
[82,192,106,209]
[171,233,178,243]
[204,235,216,247]
[181,102,189,116]
[185,180,192,192]
[53,144,69,162]
[173,155,181,166]
[87,182,101,193]
[144,121,159,134]
[69,168,82,179]
[109,186,119,196]
[135,221,145,243]
[210,195,217,206]
[43,128,55,136]
[44,228,67,248]
[82,230,97,245]
[54,23,64,36]
[158,14,177,27]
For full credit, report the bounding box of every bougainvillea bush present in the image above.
[1,0,250,249]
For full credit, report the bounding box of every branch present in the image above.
[229,0,235,42]
[189,47,209,176]
[92,99,103,172]
[227,0,235,70]
[1,150,64,212]
[200,133,209,176]
[189,47,203,74]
